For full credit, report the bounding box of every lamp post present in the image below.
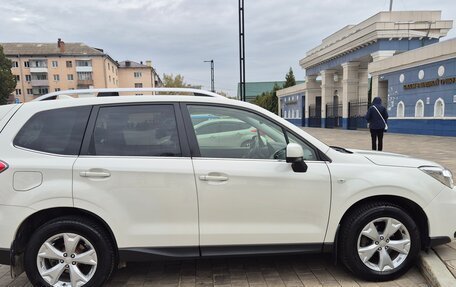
[204,60,215,92]
[239,0,246,101]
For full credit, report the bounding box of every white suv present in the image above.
[0,88,454,286]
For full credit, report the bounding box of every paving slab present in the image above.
[0,254,428,286]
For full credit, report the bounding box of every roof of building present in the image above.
[0,42,105,56]
[118,60,150,68]
[237,81,305,101]
[369,37,456,75]
[300,11,453,70]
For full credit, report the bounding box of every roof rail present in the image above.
[33,88,226,101]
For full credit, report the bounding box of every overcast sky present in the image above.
[2,0,456,96]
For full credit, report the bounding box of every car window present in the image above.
[286,132,317,161]
[195,120,251,136]
[14,106,91,155]
[88,105,181,157]
[188,105,287,159]
[195,122,220,135]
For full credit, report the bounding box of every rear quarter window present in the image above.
[13,106,91,155]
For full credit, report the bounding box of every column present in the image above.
[277,95,282,117]
[371,75,380,99]
[370,51,395,104]
[341,62,360,129]
[304,75,319,127]
[320,70,336,128]
[358,68,369,102]
[371,50,396,62]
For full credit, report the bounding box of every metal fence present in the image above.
[308,104,321,127]
[325,103,343,128]
[348,101,369,130]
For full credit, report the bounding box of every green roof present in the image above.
[237,81,305,102]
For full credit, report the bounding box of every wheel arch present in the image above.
[335,195,429,250]
[11,207,119,274]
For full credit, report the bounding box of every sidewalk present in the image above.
[303,127,456,284]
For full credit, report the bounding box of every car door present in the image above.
[183,104,331,253]
[73,103,199,252]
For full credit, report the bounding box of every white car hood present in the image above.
[348,149,441,168]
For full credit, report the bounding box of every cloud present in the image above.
[1,0,455,95]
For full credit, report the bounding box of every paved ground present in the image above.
[1,255,427,287]
[4,127,456,287]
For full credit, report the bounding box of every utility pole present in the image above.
[389,0,393,11]
[204,60,215,92]
[239,0,246,101]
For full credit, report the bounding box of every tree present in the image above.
[162,73,189,88]
[0,46,16,105]
[251,82,281,114]
[162,73,201,89]
[252,67,297,114]
[283,67,296,88]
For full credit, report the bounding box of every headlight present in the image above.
[419,166,454,189]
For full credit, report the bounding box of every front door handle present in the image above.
[199,175,229,182]
[80,171,111,178]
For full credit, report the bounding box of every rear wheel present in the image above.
[339,202,421,281]
[24,217,116,286]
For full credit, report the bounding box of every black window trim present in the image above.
[79,102,191,158]
[180,102,331,162]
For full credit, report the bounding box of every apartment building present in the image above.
[2,39,119,102]
[118,60,162,91]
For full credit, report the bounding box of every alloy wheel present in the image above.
[357,217,411,272]
[36,233,98,286]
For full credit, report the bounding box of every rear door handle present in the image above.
[199,175,229,182]
[80,171,111,178]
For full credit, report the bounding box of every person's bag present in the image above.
[373,106,388,132]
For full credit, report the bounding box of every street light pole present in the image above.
[204,60,215,92]
[239,0,246,101]
[389,0,393,11]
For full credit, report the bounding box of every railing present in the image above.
[308,104,321,127]
[77,79,94,86]
[325,103,343,128]
[33,88,226,101]
[30,79,49,87]
[348,101,369,130]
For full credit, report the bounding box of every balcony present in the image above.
[30,79,49,86]
[32,87,49,96]
[30,67,48,73]
[76,66,93,72]
[77,79,94,86]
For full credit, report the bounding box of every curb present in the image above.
[419,249,456,287]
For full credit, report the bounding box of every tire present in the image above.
[339,201,421,281]
[24,216,116,287]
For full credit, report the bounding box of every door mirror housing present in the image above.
[286,143,308,172]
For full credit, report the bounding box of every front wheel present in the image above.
[339,202,421,281]
[24,217,116,286]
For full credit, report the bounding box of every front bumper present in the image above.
[425,186,456,241]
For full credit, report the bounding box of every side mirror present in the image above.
[286,143,308,173]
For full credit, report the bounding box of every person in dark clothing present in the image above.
[365,97,389,151]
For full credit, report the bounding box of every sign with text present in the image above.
[404,76,456,90]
